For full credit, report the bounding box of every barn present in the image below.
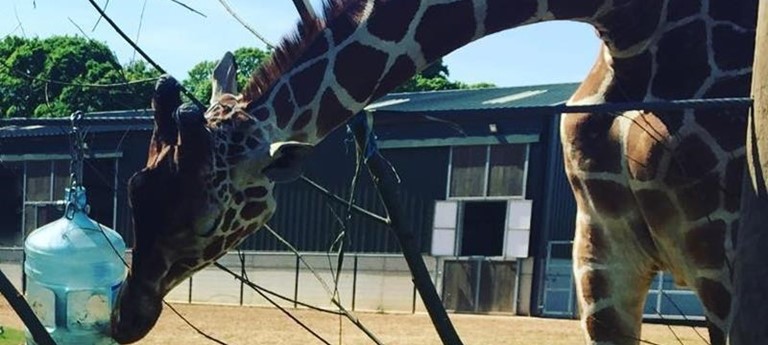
[0,83,703,320]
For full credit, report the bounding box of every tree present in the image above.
[393,58,495,93]
[0,36,160,118]
[183,47,271,104]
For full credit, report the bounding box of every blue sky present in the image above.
[2,0,601,87]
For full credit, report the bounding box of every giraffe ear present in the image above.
[262,142,314,183]
[210,51,238,106]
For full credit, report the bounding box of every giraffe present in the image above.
[111,0,758,344]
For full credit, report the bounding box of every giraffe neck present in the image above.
[241,0,633,146]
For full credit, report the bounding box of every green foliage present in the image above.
[183,47,271,104]
[0,36,160,118]
[0,326,25,345]
[394,59,495,93]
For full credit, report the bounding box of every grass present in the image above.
[0,327,25,345]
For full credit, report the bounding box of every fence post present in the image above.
[293,254,300,309]
[730,2,768,343]
[352,254,358,311]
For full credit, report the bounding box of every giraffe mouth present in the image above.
[111,277,163,344]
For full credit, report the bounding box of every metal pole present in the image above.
[0,268,56,345]
[293,254,300,309]
[187,276,193,303]
[350,113,464,345]
[352,254,358,311]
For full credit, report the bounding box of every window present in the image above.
[448,144,528,198]
[0,158,118,246]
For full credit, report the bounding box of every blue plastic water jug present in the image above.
[24,186,127,344]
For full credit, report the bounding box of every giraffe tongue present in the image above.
[111,278,163,344]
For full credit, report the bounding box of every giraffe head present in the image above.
[111,54,314,343]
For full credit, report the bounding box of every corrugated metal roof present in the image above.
[0,109,154,138]
[365,82,580,113]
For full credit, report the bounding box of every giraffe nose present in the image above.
[111,278,163,344]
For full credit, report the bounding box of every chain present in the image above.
[65,110,87,219]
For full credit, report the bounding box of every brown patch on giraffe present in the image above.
[228,143,245,157]
[676,173,721,221]
[244,186,268,199]
[330,2,362,45]
[212,171,228,187]
[685,220,726,269]
[724,157,744,212]
[224,230,245,249]
[291,110,313,132]
[485,0,536,34]
[252,106,270,121]
[233,192,244,205]
[367,0,419,42]
[294,33,329,66]
[730,220,739,250]
[203,236,226,262]
[561,114,623,174]
[221,208,237,234]
[605,51,653,101]
[335,42,389,103]
[626,112,668,181]
[241,201,268,220]
[415,0,476,62]
[585,307,635,343]
[694,109,748,153]
[315,89,354,138]
[274,84,295,129]
[712,25,755,71]
[583,179,632,217]
[696,277,731,320]
[580,270,611,304]
[290,59,328,107]
[704,74,752,99]
[666,0,701,22]
[372,55,416,100]
[635,189,679,231]
[652,20,710,98]
[710,0,758,29]
[230,131,244,144]
[245,136,260,150]
[574,219,610,266]
[597,0,663,52]
[665,136,719,185]
[548,0,603,20]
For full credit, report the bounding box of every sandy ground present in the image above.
[0,300,712,344]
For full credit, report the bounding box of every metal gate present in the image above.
[541,241,576,317]
[442,258,517,313]
[540,241,706,320]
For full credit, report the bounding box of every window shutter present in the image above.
[431,200,459,256]
[504,199,532,258]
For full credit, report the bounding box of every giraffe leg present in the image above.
[691,274,731,345]
[706,318,726,345]
[573,217,655,345]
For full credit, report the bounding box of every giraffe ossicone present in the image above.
[112,0,757,344]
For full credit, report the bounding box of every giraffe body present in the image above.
[112,1,757,344]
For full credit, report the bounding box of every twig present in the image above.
[214,0,275,49]
[169,0,207,18]
[85,0,205,109]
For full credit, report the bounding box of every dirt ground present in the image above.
[1,300,712,344]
